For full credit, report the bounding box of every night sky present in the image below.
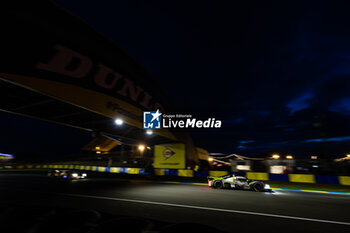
[2,1,350,158]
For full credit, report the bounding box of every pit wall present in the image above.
[1,164,349,186]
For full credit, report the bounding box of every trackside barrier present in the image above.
[0,164,151,175]
[289,174,315,183]
[154,168,164,176]
[339,176,350,185]
[1,165,350,185]
[127,168,140,174]
[246,172,269,181]
[268,173,289,181]
[164,169,178,176]
[110,167,120,173]
[209,171,228,177]
[194,171,209,177]
[156,169,350,186]
[315,175,339,185]
[177,170,193,177]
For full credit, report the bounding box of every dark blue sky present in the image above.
[2,1,350,157]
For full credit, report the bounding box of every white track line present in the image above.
[63,193,350,226]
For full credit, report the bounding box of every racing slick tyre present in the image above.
[212,180,223,189]
[252,182,264,192]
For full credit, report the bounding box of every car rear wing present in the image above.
[207,176,215,180]
[207,175,230,180]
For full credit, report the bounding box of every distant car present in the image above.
[48,169,87,179]
[207,175,271,192]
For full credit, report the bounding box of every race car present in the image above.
[48,169,87,179]
[207,174,271,192]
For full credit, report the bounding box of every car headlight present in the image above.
[72,173,78,178]
[82,173,87,177]
[264,184,270,189]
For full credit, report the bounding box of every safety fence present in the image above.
[1,164,350,185]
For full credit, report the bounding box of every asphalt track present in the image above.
[0,174,350,233]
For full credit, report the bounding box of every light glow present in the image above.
[236,165,251,171]
[0,153,14,157]
[272,154,280,159]
[270,165,286,174]
[138,145,145,151]
[114,118,123,125]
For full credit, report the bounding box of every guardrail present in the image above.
[1,165,350,185]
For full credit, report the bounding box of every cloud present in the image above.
[239,140,255,144]
[286,91,315,114]
[329,97,350,115]
[304,136,350,143]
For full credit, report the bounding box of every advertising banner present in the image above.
[154,144,185,169]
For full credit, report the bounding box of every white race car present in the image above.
[208,175,271,192]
